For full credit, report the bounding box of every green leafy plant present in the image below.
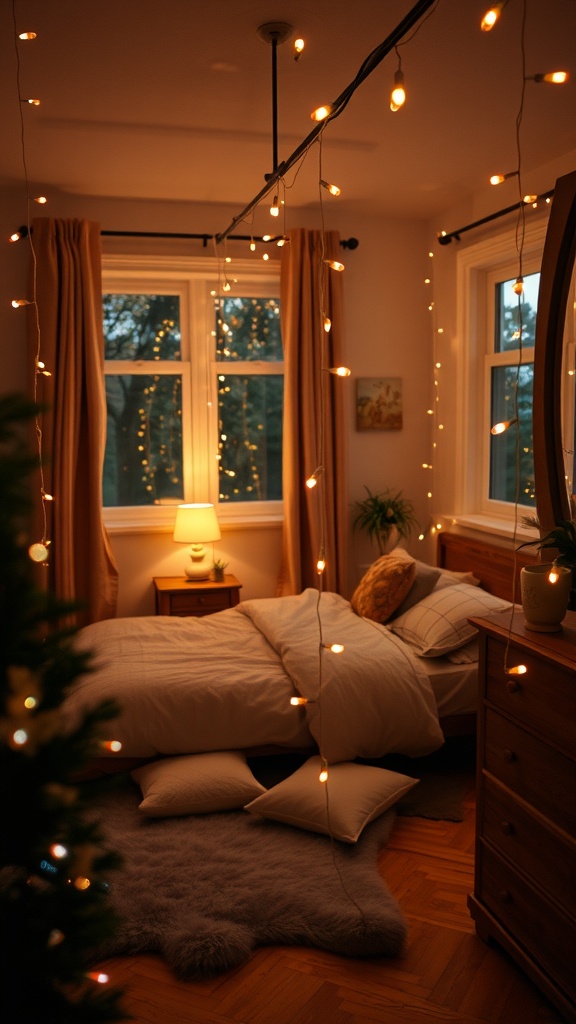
[352,487,417,555]
[519,516,576,566]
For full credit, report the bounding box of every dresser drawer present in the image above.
[477,843,576,1004]
[485,709,576,834]
[482,776,576,917]
[485,637,575,754]
[169,590,232,616]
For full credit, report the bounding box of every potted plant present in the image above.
[352,487,417,556]
[212,558,229,582]
[519,516,576,609]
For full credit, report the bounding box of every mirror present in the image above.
[533,169,576,531]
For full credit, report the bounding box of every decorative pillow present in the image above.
[131,751,266,817]
[351,554,416,623]
[390,582,512,657]
[433,569,481,590]
[244,756,419,843]
[389,561,442,619]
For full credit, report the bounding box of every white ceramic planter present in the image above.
[520,563,572,632]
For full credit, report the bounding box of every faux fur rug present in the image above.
[93,781,405,980]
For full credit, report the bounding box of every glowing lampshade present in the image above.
[173,503,221,580]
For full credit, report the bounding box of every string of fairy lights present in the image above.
[6,0,572,871]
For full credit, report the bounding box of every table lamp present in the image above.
[173,503,221,580]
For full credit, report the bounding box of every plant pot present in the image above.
[520,563,572,632]
[212,567,226,582]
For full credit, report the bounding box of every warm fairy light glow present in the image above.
[490,170,517,185]
[548,569,559,583]
[491,418,517,435]
[319,762,329,783]
[87,973,109,984]
[320,179,341,197]
[328,366,351,377]
[262,253,270,261]
[23,98,40,105]
[513,277,524,295]
[269,195,280,217]
[523,194,537,204]
[507,664,527,675]
[101,740,122,752]
[28,541,49,562]
[34,195,47,203]
[290,696,308,706]
[73,876,91,891]
[325,642,345,654]
[19,31,37,39]
[532,71,569,84]
[323,258,344,272]
[294,37,305,59]
[50,843,68,859]
[250,239,256,251]
[306,475,318,489]
[390,68,406,111]
[24,695,37,709]
[481,3,506,31]
[316,557,326,572]
[311,103,333,121]
[12,729,28,746]
[12,298,31,307]
[323,315,332,332]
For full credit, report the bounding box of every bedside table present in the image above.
[153,575,242,617]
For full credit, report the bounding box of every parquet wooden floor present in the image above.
[97,765,566,1024]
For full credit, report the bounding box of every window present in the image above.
[456,218,576,532]
[102,256,283,528]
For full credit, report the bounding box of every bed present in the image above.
[66,533,535,773]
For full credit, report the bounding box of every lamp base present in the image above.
[184,559,211,581]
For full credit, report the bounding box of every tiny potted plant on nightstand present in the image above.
[212,558,229,582]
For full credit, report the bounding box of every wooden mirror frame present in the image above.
[533,169,576,532]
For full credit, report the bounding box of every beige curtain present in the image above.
[278,228,348,596]
[29,218,118,626]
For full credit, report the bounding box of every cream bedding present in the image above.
[67,589,445,762]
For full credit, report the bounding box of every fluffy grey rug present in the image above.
[93,780,405,980]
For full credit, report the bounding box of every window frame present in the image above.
[101,254,283,532]
[455,218,547,533]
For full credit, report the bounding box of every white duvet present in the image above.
[67,589,444,762]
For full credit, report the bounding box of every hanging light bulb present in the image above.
[323,642,345,654]
[327,366,351,377]
[323,258,345,272]
[513,277,524,295]
[530,71,569,84]
[481,2,507,31]
[489,170,518,185]
[390,68,406,111]
[19,31,37,39]
[506,664,527,676]
[322,314,332,332]
[523,194,538,204]
[269,195,280,217]
[249,238,256,251]
[290,696,308,706]
[311,103,333,121]
[305,467,322,489]
[491,417,518,435]
[33,195,47,204]
[12,298,32,307]
[294,37,304,61]
[9,228,26,243]
[22,97,40,105]
[319,760,329,783]
[320,179,341,197]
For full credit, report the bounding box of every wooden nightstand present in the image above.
[153,574,242,617]
[469,610,576,1023]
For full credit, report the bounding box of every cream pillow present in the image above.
[244,756,419,843]
[390,582,511,657]
[131,751,266,817]
[351,554,416,623]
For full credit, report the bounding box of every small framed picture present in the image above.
[356,377,403,431]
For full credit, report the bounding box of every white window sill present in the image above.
[441,513,539,544]
[104,507,283,535]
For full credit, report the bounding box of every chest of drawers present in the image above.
[153,575,242,617]
[469,611,576,1023]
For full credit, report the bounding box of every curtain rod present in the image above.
[436,189,555,245]
[214,0,437,244]
[100,229,359,249]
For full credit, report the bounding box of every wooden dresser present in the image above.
[153,575,242,617]
[469,610,576,1023]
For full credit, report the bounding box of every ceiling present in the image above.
[2,0,575,223]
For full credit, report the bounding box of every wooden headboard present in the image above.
[437,531,540,602]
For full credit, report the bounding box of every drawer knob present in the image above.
[503,749,517,763]
[506,679,521,694]
[500,820,514,836]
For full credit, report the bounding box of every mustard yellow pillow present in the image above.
[351,554,416,623]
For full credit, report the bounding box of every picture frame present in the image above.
[356,377,403,431]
